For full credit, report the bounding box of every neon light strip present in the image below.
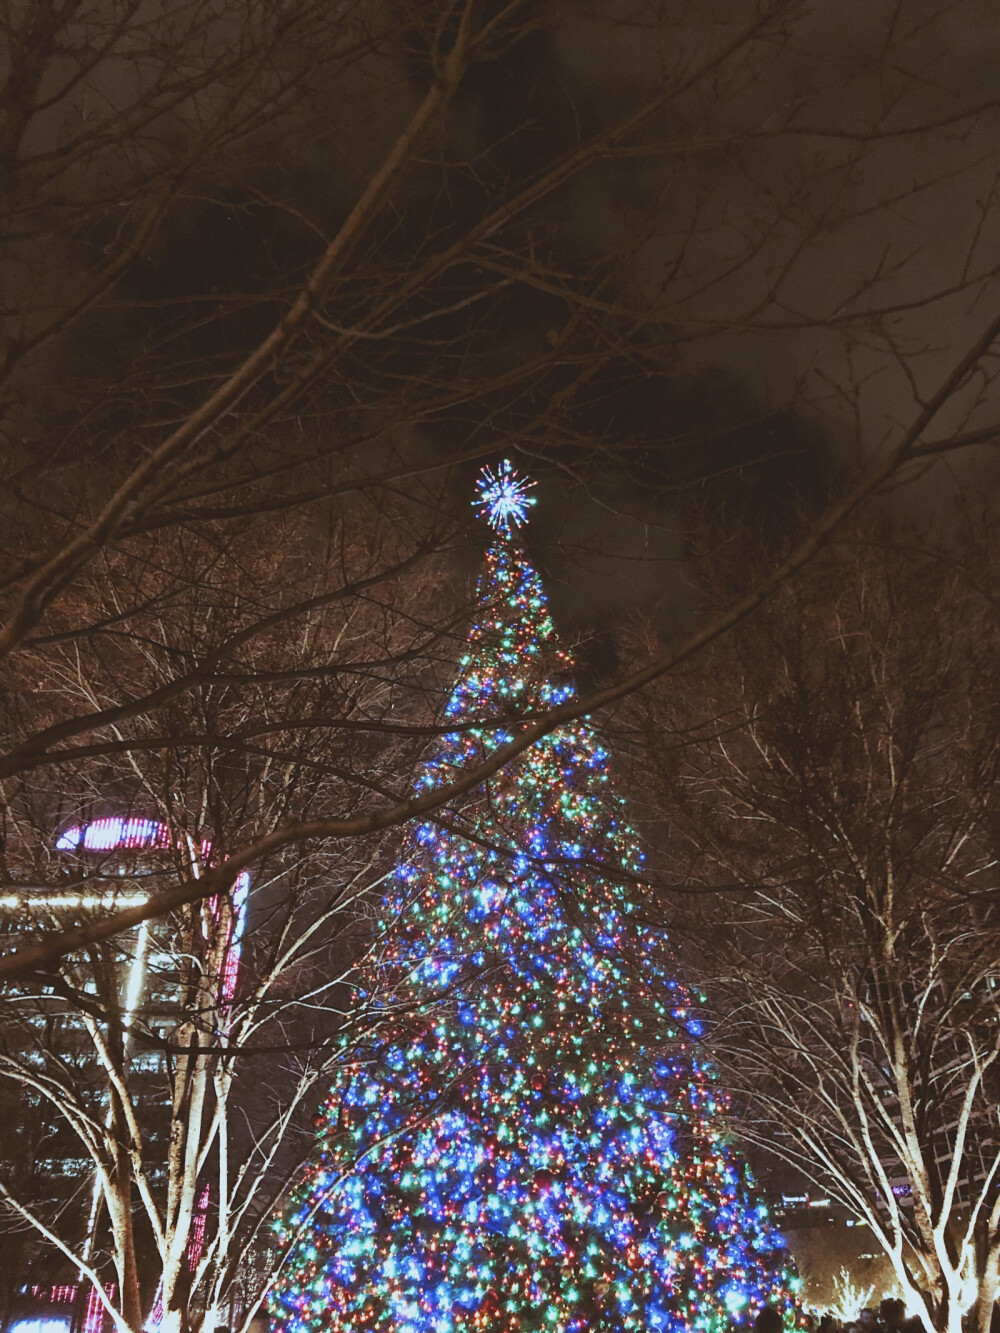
[55,817,172,853]
[0,892,150,910]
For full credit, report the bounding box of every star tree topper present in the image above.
[473,458,537,533]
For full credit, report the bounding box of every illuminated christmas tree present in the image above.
[269,462,798,1333]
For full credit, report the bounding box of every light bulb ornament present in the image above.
[474,458,537,533]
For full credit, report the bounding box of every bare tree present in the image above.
[0,510,448,1333]
[0,834,402,1333]
[629,523,1000,1333]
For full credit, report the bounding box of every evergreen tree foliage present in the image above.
[269,466,798,1333]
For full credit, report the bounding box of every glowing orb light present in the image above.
[473,458,536,533]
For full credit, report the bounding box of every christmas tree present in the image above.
[269,462,798,1333]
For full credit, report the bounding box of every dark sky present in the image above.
[6,0,1000,647]
[495,0,1000,644]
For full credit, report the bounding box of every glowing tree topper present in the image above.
[269,465,799,1333]
[473,457,537,533]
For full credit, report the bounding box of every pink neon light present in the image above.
[83,1282,108,1333]
[29,1284,76,1304]
[215,872,250,1005]
[188,1184,210,1266]
[29,1282,115,1333]
[146,1186,211,1332]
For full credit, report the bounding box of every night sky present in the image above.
[6,0,998,636]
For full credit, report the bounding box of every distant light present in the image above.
[9,1320,72,1333]
[0,892,149,910]
[55,817,171,853]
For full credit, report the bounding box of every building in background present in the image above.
[0,818,248,1333]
